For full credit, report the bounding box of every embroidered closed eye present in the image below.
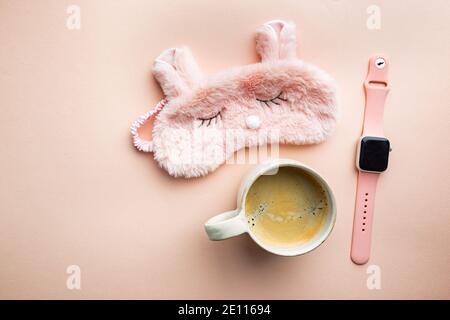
[197,111,222,127]
[256,91,287,108]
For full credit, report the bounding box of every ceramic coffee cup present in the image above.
[204,159,336,256]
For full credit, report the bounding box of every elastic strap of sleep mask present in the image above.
[130,99,167,153]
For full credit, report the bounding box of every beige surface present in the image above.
[0,0,449,299]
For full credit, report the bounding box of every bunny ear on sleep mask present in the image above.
[131,20,338,178]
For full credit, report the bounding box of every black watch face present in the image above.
[359,136,390,172]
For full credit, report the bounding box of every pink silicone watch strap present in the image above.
[362,56,390,136]
[351,56,389,265]
[351,171,379,264]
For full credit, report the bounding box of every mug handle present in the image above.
[204,210,248,240]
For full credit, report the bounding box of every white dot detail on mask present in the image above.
[246,115,261,129]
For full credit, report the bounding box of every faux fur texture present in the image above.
[137,20,338,178]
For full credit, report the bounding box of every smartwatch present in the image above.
[351,55,391,265]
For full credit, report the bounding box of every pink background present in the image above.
[0,0,449,299]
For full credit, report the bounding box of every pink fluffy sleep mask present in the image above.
[131,20,338,178]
